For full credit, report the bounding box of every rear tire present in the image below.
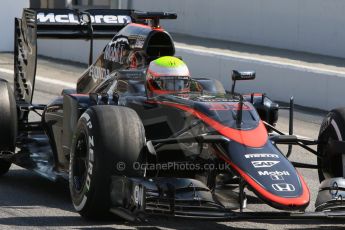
[317,108,345,182]
[69,105,145,219]
[0,79,17,176]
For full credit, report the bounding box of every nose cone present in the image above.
[220,141,310,210]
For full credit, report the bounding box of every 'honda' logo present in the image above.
[251,161,279,168]
[272,183,295,192]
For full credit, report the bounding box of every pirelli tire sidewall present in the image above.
[69,105,145,218]
[317,108,345,182]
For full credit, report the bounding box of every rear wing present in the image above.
[14,8,136,103]
[15,9,170,105]
[35,9,133,39]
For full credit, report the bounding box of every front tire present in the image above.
[317,108,345,182]
[69,106,145,219]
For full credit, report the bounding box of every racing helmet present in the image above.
[146,56,191,94]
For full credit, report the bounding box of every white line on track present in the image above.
[175,43,345,76]
[0,67,75,88]
[3,44,345,83]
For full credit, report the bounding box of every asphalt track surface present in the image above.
[0,53,344,229]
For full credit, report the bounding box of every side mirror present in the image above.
[232,70,256,81]
[231,70,256,94]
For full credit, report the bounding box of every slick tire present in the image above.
[0,79,17,176]
[317,108,345,182]
[69,105,145,219]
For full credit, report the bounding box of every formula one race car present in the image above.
[1,8,345,220]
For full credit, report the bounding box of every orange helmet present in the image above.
[146,56,191,94]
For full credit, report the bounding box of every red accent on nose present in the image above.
[149,101,268,148]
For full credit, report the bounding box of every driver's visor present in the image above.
[151,76,190,91]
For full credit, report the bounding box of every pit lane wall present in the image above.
[0,0,29,51]
[175,46,345,111]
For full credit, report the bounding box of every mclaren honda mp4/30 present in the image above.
[0,8,345,221]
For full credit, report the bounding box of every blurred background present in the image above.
[29,0,130,9]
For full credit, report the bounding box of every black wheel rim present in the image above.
[72,131,88,193]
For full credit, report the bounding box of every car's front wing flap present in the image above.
[109,176,345,221]
[110,176,234,220]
